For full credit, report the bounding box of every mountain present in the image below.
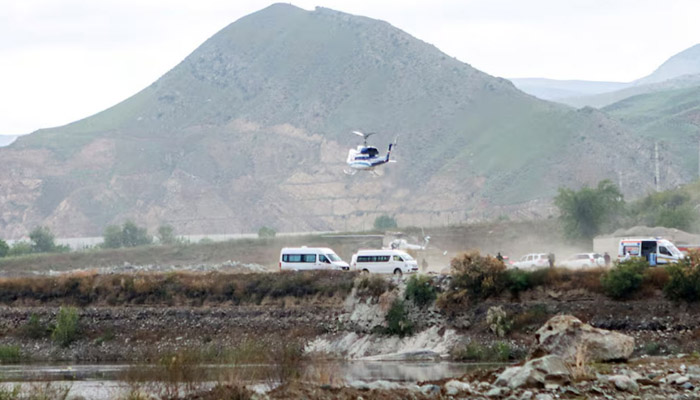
[510,78,628,101]
[635,44,700,86]
[564,73,700,108]
[514,44,700,109]
[604,85,700,181]
[0,135,17,147]
[0,4,663,239]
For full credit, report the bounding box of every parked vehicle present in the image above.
[512,253,550,270]
[560,253,604,269]
[350,249,419,275]
[279,247,349,271]
[618,238,683,264]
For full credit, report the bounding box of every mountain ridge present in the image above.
[0,4,662,239]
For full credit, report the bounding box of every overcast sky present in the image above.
[2,0,699,136]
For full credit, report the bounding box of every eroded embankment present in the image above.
[0,269,698,363]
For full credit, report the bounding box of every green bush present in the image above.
[103,225,123,248]
[52,307,80,347]
[0,239,8,258]
[0,345,21,364]
[404,275,437,308]
[664,261,700,302]
[452,341,517,362]
[19,313,50,339]
[157,225,177,245]
[29,226,58,253]
[355,275,394,297]
[601,258,648,299]
[439,251,507,309]
[7,241,33,257]
[121,221,152,247]
[373,215,398,230]
[257,226,276,238]
[385,299,413,336]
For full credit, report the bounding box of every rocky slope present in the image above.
[0,4,663,239]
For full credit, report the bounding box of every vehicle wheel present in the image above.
[362,269,370,274]
[393,268,403,277]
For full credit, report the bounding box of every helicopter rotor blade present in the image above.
[352,130,365,137]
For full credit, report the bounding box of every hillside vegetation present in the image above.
[0,4,659,239]
[604,86,700,182]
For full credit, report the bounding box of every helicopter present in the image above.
[344,131,397,176]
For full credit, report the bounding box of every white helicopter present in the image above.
[344,131,397,176]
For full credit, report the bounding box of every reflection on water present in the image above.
[0,361,499,400]
[0,361,488,383]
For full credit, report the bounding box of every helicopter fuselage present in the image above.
[346,145,391,170]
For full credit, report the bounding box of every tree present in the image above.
[103,221,152,249]
[257,226,276,238]
[374,215,398,230]
[157,225,177,245]
[554,180,624,241]
[630,191,696,231]
[8,241,33,257]
[0,239,8,258]
[121,221,152,247]
[103,225,123,249]
[29,226,57,253]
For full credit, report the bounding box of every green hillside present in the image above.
[0,4,660,238]
[605,86,700,181]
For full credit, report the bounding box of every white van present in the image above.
[279,247,349,271]
[618,238,683,264]
[350,249,419,275]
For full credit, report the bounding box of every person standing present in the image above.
[604,252,611,267]
[496,252,504,262]
[548,253,555,268]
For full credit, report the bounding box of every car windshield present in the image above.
[326,253,341,262]
[401,253,414,260]
[665,243,683,257]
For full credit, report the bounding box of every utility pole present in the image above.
[618,170,623,192]
[655,141,660,192]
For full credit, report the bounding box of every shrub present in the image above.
[601,258,647,299]
[0,345,21,364]
[664,260,700,302]
[452,341,518,362]
[257,226,276,239]
[19,313,50,339]
[506,268,533,295]
[121,221,152,247]
[438,252,507,310]
[355,275,394,297]
[7,241,33,257]
[52,306,80,347]
[385,299,413,336]
[157,225,177,245]
[103,225,123,248]
[0,239,8,258]
[373,215,398,230]
[30,226,57,253]
[404,275,437,308]
[486,306,511,337]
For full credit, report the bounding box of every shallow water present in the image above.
[0,361,496,399]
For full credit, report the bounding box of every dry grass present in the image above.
[571,343,592,381]
[0,271,356,307]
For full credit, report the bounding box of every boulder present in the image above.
[444,380,471,395]
[531,315,634,362]
[609,375,639,393]
[494,355,571,389]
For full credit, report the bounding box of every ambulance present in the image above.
[618,238,683,264]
